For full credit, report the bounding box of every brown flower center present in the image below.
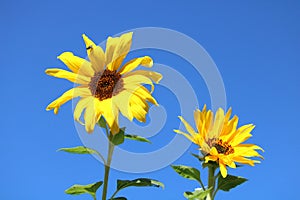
[213,139,234,155]
[89,69,121,101]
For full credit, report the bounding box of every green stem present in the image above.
[208,166,216,200]
[101,126,115,200]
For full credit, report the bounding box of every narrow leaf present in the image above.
[110,197,127,200]
[124,134,151,143]
[217,175,247,192]
[117,178,164,191]
[65,181,103,198]
[58,146,98,155]
[184,188,212,200]
[171,165,201,183]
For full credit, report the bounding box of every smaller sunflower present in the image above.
[174,105,263,178]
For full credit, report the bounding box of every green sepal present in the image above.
[202,161,218,169]
[97,116,107,128]
[58,146,98,155]
[124,134,151,143]
[65,181,103,199]
[190,153,205,162]
[111,128,125,145]
[184,188,212,200]
[171,165,202,183]
[217,175,248,192]
[117,178,164,191]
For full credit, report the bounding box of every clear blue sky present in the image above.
[1,0,299,199]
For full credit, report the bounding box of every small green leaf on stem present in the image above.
[171,165,202,183]
[124,134,151,143]
[65,181,103,198]
[58,146,97,154]
[217,175,247,192]
[117,178,164,191]
[184,188,212,200]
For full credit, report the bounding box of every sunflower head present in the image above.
[46,32,162,134]
[174,105,263,177]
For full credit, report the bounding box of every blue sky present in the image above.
[1,0,300,199]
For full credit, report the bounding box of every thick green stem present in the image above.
[101,127,115,200]
[208,166,216,200]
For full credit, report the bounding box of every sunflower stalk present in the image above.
[101,123,115,200]
[208,166,216,200]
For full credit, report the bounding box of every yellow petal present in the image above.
[74,97,93,125]
[57,52,94,77]
[45,68,91,84]
[46,87,91,114]
[219,161,228,178]
[234,145,263,158]
[98,98,119,130]
[210,147,219,156]
[130,103,147,122]
[119,56,153,74]
[205,155,218,163]
[194,109,202,133]
[220,115,239,139]
[231,124,255,146]
[82,34,105,73]
[110,114,120,135]
[237,144,264,152]
[123,70,162,84]
[224,107,232,123]
[208,108,225,139]
[106,32,133,71]
[232,156,257,166]
[122,74,155,92]
[178,116,197,137]
[130,93,149,110]
[84,102,97,133]
[125,85,158,105]
[112,90,133,121]
[174,129,194,142]
[227,161,236,169]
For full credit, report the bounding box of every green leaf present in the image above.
[117,178,164,191]
[110,197,127,200]
[58,146,98,155]
[217,175,248,192]
[65,181,103,198]
[97,116,107,128]
[184,188,212,200]
[171,165,202,183]
[111,128,125,145]
[124,134,151,143]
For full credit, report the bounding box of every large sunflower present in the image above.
[174,105,263,178]
[46,32,162,134]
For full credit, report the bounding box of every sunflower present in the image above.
[174,105,263,178]
[46,32,162,134]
